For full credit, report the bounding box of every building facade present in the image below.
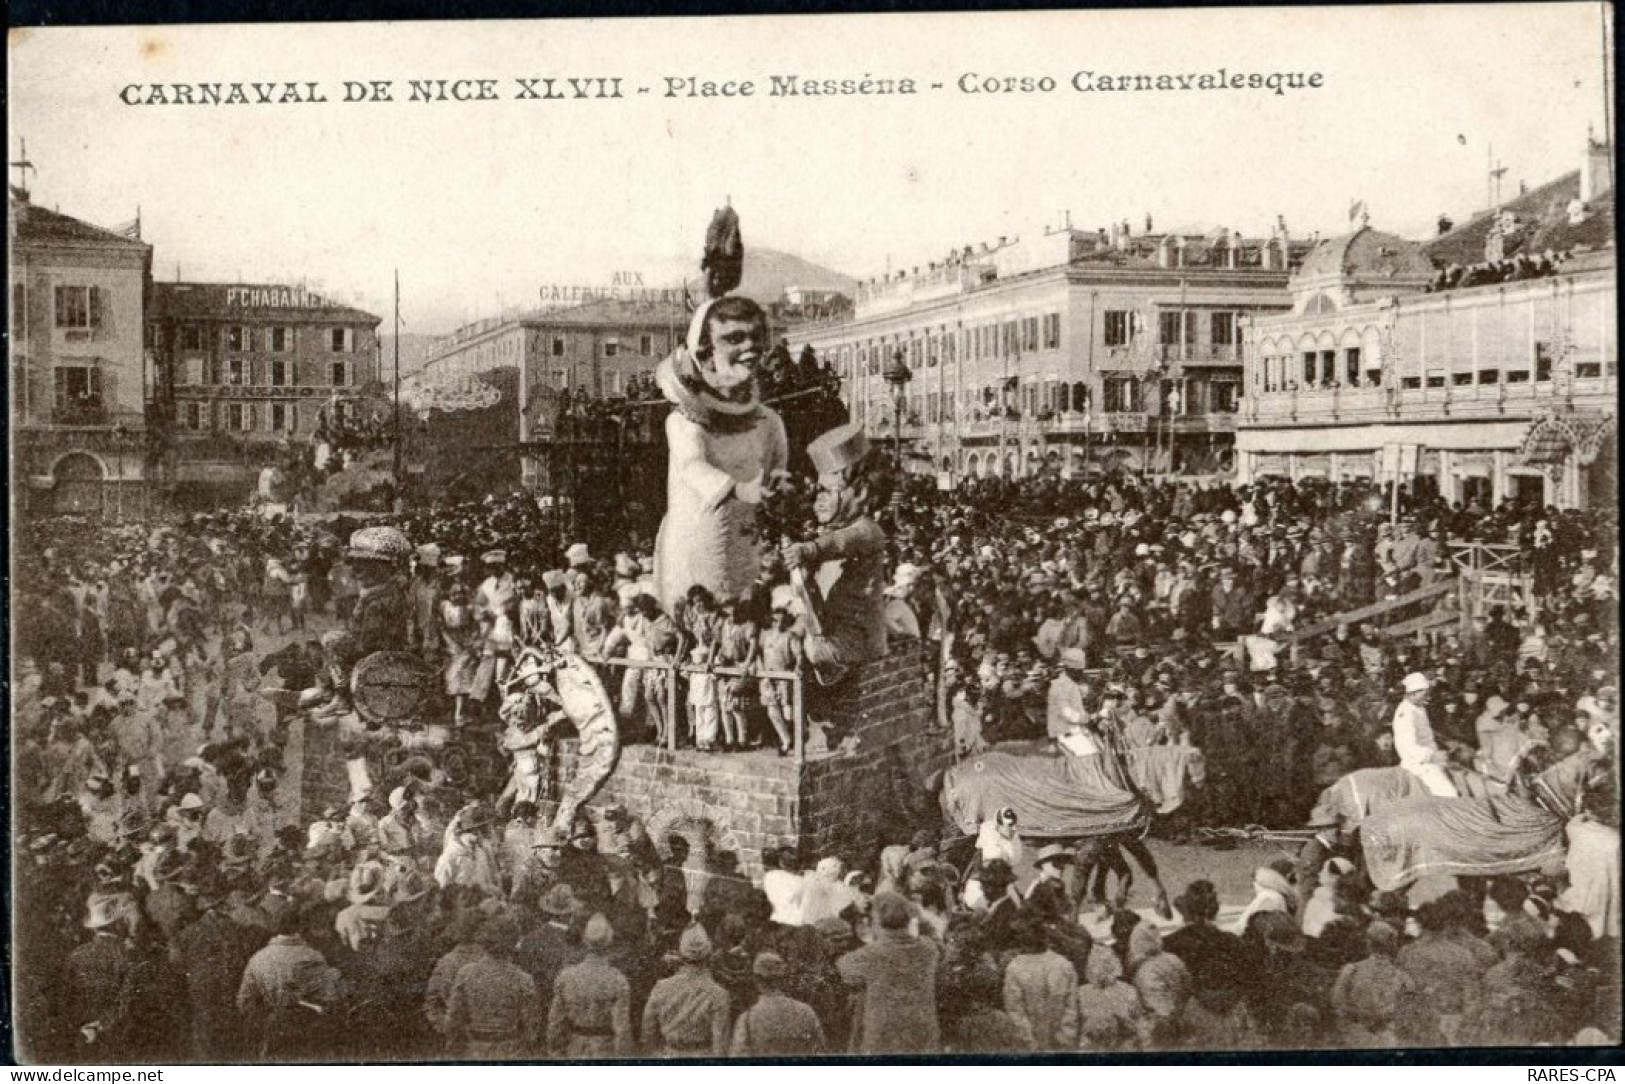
[149,281,381,496]
[785,222,1313,479]
[9,187,155,517]
[405,298,687,492]
[1238,159,1616,510]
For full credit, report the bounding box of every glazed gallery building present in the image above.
[1238,232,1616,510]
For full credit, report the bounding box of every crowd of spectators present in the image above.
[10,466,1619,1060]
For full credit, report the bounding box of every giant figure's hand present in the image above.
[734,472,766,505]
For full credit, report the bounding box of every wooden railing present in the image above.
[1285,578,1457,646]
[592,655,808,762]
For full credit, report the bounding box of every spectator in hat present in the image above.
[517,883,586,1000]
[642,924,730,1056]
[236,904,342,1059]
[730,951,827,1056]
[838,892,940,1055]
[1002,916,1081,1051]
[1330,921,1413,1047]
[442,915,539,1060]
[548,913,632,1058]
[67,895,134,1059]
[423,910,486,1037]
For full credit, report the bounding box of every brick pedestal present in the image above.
[300,643,952,883]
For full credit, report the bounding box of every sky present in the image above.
[8,4,1613,333]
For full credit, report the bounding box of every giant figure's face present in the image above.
[701,316,763,401]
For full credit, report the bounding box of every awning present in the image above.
[1520,423,1572,466]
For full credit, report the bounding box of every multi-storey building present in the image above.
[405,298,689,493]
[9,185,154,517]
[785,222,1314,479]
[1238,148,1616,510]
[150,281,381,498]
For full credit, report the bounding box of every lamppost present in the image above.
[884,349,912,473]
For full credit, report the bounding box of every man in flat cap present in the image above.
[782,422,890,693]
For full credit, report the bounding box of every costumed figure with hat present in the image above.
[433,801,503,895]
[1393,671,1458,797]
[473,549,520,700]
[495,649,553,815]
[780,420,891,752]
[499,645,622,833]
[652,207,789,613]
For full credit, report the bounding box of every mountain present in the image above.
[689,246,856,304]
[376,333,440,378]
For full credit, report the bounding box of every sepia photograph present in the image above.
[6,2,1619,1064]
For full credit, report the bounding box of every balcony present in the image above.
[1155,343,1240,365]
[53,398,110,426]
[1241,373,1618,426]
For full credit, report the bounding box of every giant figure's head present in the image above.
[690,295,769,402]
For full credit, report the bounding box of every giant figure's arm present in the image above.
[666,412,738,514]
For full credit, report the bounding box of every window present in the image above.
[1159,311,1185,347]
[1401,376,1422,389]
[181,325,205,351]
[1104,310,1133,347]
[1320,350,1337,386]
[270,403,296,432]
[1453,371,1474,386]
[268,326,291,353]
[227,403,252,431]
[54,286,100,330]
[11,283,23,336]
[1003,320,1019,355]
[1505,369,1529,384]
[1102,377,1141,413]
[1534,342,1553,382]
[1576,361,1602,379]
[1426,372,1446,389]
[1211,312,1236,346]
[330,327,354,353]
[1211,382,1238,413]
[331,361,352,386]
[271,360,291,387]
[227,358,249,386]
[178,401,205,430]
[1303,351,1317,385]
[640,334,653,357]
[553,369,568,389]
[1023,316,1039,352]
[1344,348,1361,386]
[603,340,619,359]
[1043,313,1061,350]
[1478,369,1501,385]
[552,336,565,357]
[54,365,102,409]
[226,326,251,352]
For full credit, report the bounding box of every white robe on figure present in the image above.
[653,408,787,613]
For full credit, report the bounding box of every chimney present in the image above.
[998,236,1007,246]
[1157,237,1175,269]
[1581,136,1613,202]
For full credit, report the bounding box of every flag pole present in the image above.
[393,269,402,490]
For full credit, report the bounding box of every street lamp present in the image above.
[883,349,913,473]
